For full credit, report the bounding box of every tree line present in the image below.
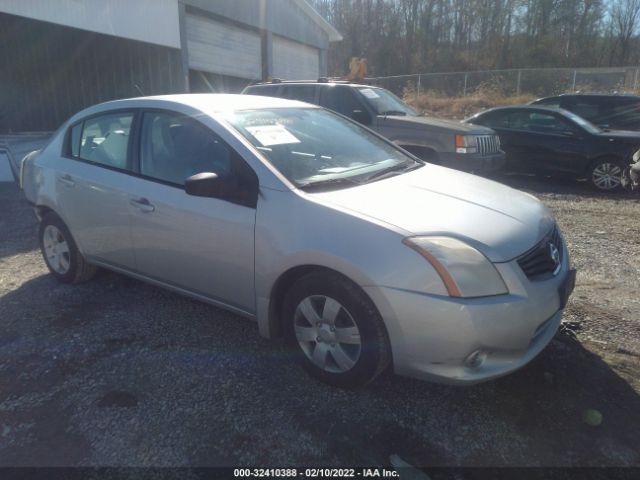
[309,0,640,77]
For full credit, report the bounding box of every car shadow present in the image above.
[0,183,39,259]
[1,270,639,467]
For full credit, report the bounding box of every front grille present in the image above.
[517,226,563,280]
[475,135,500,156]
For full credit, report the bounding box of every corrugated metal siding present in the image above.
[183,0,330,50]
[186,14,261,80]
[0,13,185,133]
[272,36,319,80]
[0,0,180,48]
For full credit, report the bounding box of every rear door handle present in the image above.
[129,197,155,213]
[57,174,75,187]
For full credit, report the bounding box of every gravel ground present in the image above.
[0,176,639,470]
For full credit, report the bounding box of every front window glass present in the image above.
[226,108,420,190]
[320,86,366,117]
[561,110,601,133]
[356,87,417,116]
[140,112,233,185]
[522,112,575,134]
[69,123,82,157]
[568,102,600,121]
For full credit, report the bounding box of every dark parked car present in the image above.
[243,80,505,174]
[530,93,640,131]
[465,106,640,191]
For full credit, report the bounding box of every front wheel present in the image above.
[588,159,624,191]
[283,272,391,388]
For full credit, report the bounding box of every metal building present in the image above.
[0,0,341,132]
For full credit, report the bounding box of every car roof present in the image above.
[125,93,315,112]
[535,93,640,101]
[246,81,372,88]
[65,94,319,124]
[477,105,567,115]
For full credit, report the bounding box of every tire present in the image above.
[39,212,97,284]
[588,158,625,192]
[282,271,390,388]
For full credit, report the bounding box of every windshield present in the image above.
[562,110,601,134]
[226,108,420,190]
[355,87,417,116]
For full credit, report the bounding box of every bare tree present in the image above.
[308,0,634,76]
[609,0,640,65]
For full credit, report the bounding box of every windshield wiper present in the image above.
[297,177,362,191]
[360,162,421,184]
[380,110,408,116]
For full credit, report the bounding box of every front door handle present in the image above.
[57,174,75,187]
[129,197,155,213]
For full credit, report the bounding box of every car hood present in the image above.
[310,165,555,262]
[597,129,640,142]
[378,115,495,134]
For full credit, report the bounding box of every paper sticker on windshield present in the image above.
[359,88,380,99]
[246,125,300,146]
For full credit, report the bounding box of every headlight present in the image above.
[455,134,477,154]
[403,236,508,298]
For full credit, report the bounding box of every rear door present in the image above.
[126,110,258,314]
[472,110,532,170]
[56,111,136,269]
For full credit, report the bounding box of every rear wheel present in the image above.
[39,213,97,284]
[588,159,624,191]
[283,272,390,388]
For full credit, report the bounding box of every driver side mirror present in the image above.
[185,172,232,198]
[351,109,372,126]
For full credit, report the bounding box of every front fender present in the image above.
[253,188,447,339]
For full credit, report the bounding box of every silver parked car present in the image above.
[21,94,576,387]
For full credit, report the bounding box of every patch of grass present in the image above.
[404,85,536,120]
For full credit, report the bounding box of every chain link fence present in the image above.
[367,66,640,100]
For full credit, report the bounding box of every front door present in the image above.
[485,110,587,175]
[127,111,257,314]
[514,112,587,175]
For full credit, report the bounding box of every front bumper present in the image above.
[439,151,506,174]
[363,249,573,385]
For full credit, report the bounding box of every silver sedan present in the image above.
[21,94,576,387]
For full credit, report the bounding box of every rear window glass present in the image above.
[570,102,600,120]
[281,85,316,104]
[245,85,280,97]
[69,123,82,157]
[535,98,560,108]
[78,113,133,169]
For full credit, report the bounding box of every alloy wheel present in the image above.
[294,295,362,373]
[591,162,622,190]
[42,225,71,274]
